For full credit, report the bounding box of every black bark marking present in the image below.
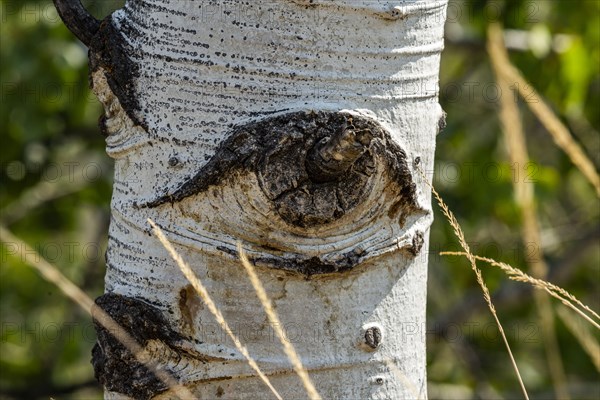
[364,326,382,349]
[53,0,100,46]
[91,293,183,400]
[220,244,367,276]
[98,114,110,138]
[253,250,363,276]
[178,284,202,334]
[168,156,180,167]
[89,16,146,131]
[144,110,421,229]
[437,111,447,134]
[405,231,424,257]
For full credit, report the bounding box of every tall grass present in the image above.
[416,166,530,400]
[488,23,569,399]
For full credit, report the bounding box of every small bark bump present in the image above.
[364,325,383,350]
[406,231,425,258]
[168,156,180,167]
[305,124,373,183]
[437,111,447,134]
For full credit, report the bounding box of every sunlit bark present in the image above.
[57,0,448,398]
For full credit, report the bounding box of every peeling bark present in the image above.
[89,16,146,131]
[56,0,448,398]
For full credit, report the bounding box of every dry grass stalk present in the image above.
[556,305,600,372]
[415,166,529,400]
[487,25,599,197]
[487,22,570,399]
[440,252,600,330]
[148,219,284,400]
[0,225,194,400]
[237,243,322,400]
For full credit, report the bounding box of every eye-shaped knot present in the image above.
[141,110,429,275]
[143,110,421,230]
[255,112,378,227]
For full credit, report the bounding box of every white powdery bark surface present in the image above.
[94,0,448,398]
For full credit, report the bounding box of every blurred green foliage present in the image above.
[0,0,598,399]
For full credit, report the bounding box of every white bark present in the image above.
[86,0,448,398]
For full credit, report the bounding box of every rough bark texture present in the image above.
[92,294,183,400]
[53,0,100,46]
[59,0,449,398]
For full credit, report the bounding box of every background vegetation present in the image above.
[1,0,598,398]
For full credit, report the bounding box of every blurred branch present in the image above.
[557,305,600,372]
[1,177,91,226]
[446,27,575,56]
[487,26,600,196]
[566,114,600,166]
[53,0,100,46]
[550,225,600,285]
[0,148,111,226]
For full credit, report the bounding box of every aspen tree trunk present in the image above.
[56,1,448,398]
